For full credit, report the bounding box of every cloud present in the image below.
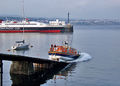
[0,0,120,19]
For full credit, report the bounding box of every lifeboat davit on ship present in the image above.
[48,42,80,61]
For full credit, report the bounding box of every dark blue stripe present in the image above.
[49,53,80,59]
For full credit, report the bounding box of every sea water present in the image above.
[0,25,120,86]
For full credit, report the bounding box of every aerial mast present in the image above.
[68,12,70,24]
[22,0,25,40]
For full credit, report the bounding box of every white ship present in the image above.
[0,19,73,33]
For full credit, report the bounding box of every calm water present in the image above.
[1,25,120,86]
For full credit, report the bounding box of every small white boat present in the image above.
[11,40,29,50]
[11,0,30,51]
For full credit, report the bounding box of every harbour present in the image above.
[0,25,120,86]
[1,0,120,85]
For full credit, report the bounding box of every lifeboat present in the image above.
[48,43,80,61]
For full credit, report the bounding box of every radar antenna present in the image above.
[68,12,70,24]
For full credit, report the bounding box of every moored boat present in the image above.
[11,40,29,50]
[48,43,80,61]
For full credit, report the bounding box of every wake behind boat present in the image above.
[48,42,80,61]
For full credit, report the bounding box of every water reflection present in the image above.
[0,32,74,86]
[12,49,29,55]
[10,61,76,86]
[53,63,76,80]
[0,33,73,59]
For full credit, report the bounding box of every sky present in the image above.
[0,0,120,19]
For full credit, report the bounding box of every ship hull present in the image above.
[0,26,73,33]
[0,30,61,33]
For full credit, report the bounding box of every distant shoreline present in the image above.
[0,16,120,25]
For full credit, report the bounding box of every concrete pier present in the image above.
[0,60,3,86]
[0,53,68,64]
[10,61,68,86]
[10,61,34,75]
[0,67,1,86]
[64,24,73,32]
[0,53,69,85]
[0,53,68,75]
[10,61,68,75]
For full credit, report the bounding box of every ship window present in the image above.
[5,24,37,25]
